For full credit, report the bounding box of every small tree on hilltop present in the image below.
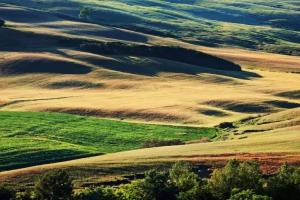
[0,18,5,27]
[79,7,93,21]
[34,170,73,200]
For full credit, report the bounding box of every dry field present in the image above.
[1,5,300,126]
[1,54,300,126]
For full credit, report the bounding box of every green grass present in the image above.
[6,0,300,55]
[0,111,217,170]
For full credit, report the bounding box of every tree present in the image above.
[229,189,271,200]
[74,186,120,200]
[169,162,206,200]
[79,7,93,20]
[265,164,300,200]
[118,180,148,200]
[34,170,73,200]
[121,169,176,200]
[0,18,5,27]
[143,169,177,200]
[0,185,15,200]
[208,160,263,200]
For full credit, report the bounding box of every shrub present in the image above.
[265,164,300,200]
[16,191,32,200]
[142,139,184,148]
[208,160,263,200]
[229,189,271,200]
[74,187,119,200]
[0,185,15,200]
[34,170,73,200]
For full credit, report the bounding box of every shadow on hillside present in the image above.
[204,100,273,114]
[0,4,62,23]
[275,90,300,100]
[55,48,261,80]
[0,27,261,79]
[0,149,100,171]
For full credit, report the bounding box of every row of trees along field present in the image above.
[1,160,300,200]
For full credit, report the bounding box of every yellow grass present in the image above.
[1,63,300,126]
[1,6,299,126]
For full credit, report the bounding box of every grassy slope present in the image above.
[3,0,300,55]
[0,111,216,170]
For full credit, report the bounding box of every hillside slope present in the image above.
[2,0,300,55]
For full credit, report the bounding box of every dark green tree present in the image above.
[169,161,207,200]
[118,180,147,200]
[0,185,15,200]
[265,164,300,200]
[74,187,119,200]
[121,169,176,200]
[34,170,73,200]
[143,169,176,200]
[229,189,271,200]
[208,160,263,200]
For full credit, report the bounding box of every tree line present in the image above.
[1,160,299,200]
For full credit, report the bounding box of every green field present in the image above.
[3,0,300,55]
[0,111,216,170]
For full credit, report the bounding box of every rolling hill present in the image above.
[0,1,299,189]
[2,0,300,55]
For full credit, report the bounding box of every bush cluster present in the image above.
[1,160,300,200]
